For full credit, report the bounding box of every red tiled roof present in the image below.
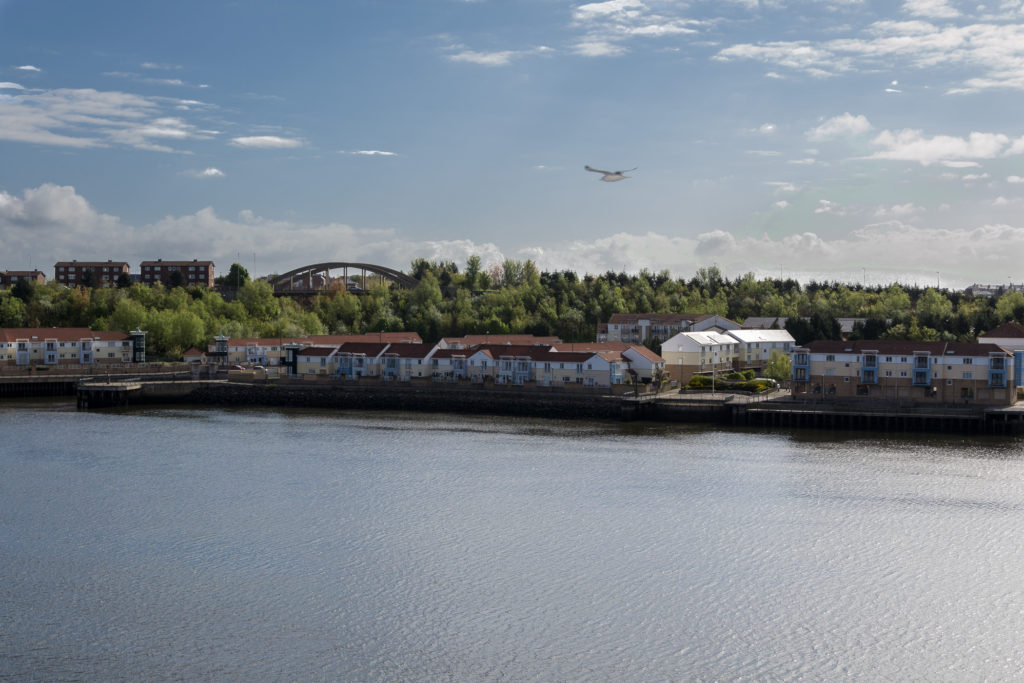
[0,327,129,342]
[297,346,337,357]
[981,322,1024,339]
[442,334,561,346]
[380,342,435,358]
[607,313,696,325]
[218,332,422,347]
[802,340,1012,356]
[335,342,389,356]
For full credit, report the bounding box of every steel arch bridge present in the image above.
[269,262,419,295]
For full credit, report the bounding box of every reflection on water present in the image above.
[2,402,1024,680]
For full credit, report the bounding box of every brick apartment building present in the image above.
[54,261,129,288]
[140,259,215,287]
[0,270,46,286]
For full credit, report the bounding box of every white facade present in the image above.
[726,329,796,366]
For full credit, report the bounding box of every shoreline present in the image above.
[4,374,1023,435]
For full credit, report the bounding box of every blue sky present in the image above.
[3,0,1024,288]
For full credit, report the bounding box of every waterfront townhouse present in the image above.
[597,313,741,345]
[532,349,627,388]
[790,340,1016,406]
[54,260,129,288]
[332,342,389,379]
[0,328,145,366]
[431,347,475,381]
[659,331,740,385]
[140,259,215,287]
[378,342,437,381]
[979,322,1024,386]
[209,332,422,367]
[726,329,796,370]
[552,342,665,382]
[295,346,338,375]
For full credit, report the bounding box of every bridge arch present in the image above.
[269,262,420,295]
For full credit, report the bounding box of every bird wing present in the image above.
[585,165,611,175]
[614,167,638,174]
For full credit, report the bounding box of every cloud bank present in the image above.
[1,183,1016,289]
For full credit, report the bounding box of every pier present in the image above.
[76,378,142,408]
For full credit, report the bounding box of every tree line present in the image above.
[0,258,1020,360]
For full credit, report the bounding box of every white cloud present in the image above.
[342,149,398,156]
[903,0,960,18]
[140,61,182,70]
[448,49,520,66]
[15,65,42,72]
[0,82,25,90]
[0,87,204,149]
[868,129,1024,165]
[941,160,981,168]
[806,113,871,141]
[1007,175,1024,183]
[229,135,304,149]
[573,0,647,21]
[187,167,224,178]
[774,200,790,208]
[814,199,837,213]
[875,202,923,217]
[764,181,798,192]
[447,45,553,66]
[758,123,776,134]
[716,21,1024,93]
[572,40,628,57]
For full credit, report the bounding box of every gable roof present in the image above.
[380,342,435,359]
[981,321,1024,339]
[334,342,389,356]
[801,340,1012,357]
[441,334,560,347]
[0,327,129,343]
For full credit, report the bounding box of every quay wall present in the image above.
[164,381,630,420]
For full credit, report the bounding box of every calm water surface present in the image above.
[2,400,1024,680]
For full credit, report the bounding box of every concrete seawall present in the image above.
[181,381,629,420]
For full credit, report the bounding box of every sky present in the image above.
[3,0,1024,289]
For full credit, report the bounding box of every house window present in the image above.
[963,358,973,365]
[825,354,835,362]
[962,372,973,379]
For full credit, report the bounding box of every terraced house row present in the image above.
[0,328,147,366]
[790,340,1018,406]
[289,341,666,388]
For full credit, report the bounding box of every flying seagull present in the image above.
[585,165,637,182]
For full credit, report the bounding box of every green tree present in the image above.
[0,294,28,327]
[236,280,279,320]
[79,269,98,289]
[116,272,133,289]
[215,263,250,287]
[11,278,34,302]
[167,270,186,289]
[764,349,791,382]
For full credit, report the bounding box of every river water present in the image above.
[3,400,1024,680]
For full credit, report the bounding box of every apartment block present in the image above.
[791,340,1016,406]
[0,328,143,366]
[54,260,129,288]
[140,259,215,287]
[0,270,46,286]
